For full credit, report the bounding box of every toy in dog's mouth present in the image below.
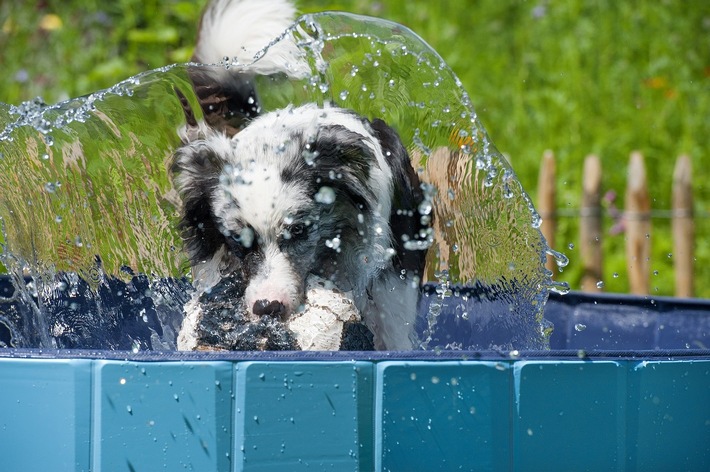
[178,274,373,351]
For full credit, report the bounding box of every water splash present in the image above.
[0,11,563,350]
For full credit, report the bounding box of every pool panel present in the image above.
[91,360,233,471]
[0,358,92,472]
[376,361,511,471]
[233,361,373,471]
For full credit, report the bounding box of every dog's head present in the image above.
[171,101,428,319]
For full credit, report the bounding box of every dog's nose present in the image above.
[252,299,286,318]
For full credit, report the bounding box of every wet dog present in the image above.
[172,0,430,350]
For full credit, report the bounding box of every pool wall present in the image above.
[1,351,708,471]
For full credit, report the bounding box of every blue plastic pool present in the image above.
[1,283,708,471]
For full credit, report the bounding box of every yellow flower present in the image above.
[643,76,667,90]
[2,18,14,34]
[39,14,63,31]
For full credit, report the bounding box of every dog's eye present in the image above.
[283,223,307,241]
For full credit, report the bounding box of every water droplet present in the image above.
[239,227,255,248]
[418,200,432,216]
[531,213,542,228]
[315,186,336,204]
[430,376,440,384]
[596,280,605,289]
[548,249,569,268]
[339,90,349,100]
[302,147,319,166]
[568,243,575,250]
[574,323,587,332]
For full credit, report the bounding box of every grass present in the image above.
[1,0,708,296]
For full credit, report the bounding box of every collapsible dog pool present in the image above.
[1,286,709,471]
[1,10,708,471]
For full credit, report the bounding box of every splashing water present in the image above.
[0,12,567,350]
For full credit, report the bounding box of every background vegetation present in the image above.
[1,0,708,296]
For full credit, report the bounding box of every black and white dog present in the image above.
[171,0,431,350]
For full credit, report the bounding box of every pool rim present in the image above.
[1,347,708,362]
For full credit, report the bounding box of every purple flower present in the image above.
[14,69,29,83]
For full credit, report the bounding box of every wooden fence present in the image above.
[536,151,694,297]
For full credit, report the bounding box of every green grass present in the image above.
[1,0,708,296]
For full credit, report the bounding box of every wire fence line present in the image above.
[537,151,695,298]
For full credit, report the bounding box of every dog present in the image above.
[171,0,431,350]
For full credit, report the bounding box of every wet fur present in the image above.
[172,0,430,350]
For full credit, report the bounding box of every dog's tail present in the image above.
[192,0,306,75]
[184,0,307,136]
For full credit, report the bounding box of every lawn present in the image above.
[1,0,708,296]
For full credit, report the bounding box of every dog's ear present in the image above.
[187,67,260,137]
[370,119,430,278]
[170,140,226,265]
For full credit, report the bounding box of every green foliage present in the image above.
[1,0,708,296]
[0,0,203,101]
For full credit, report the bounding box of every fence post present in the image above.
[537,150,557,274]
[672,155,694,297]
[580,155,603,292]
[624,151,651,294]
